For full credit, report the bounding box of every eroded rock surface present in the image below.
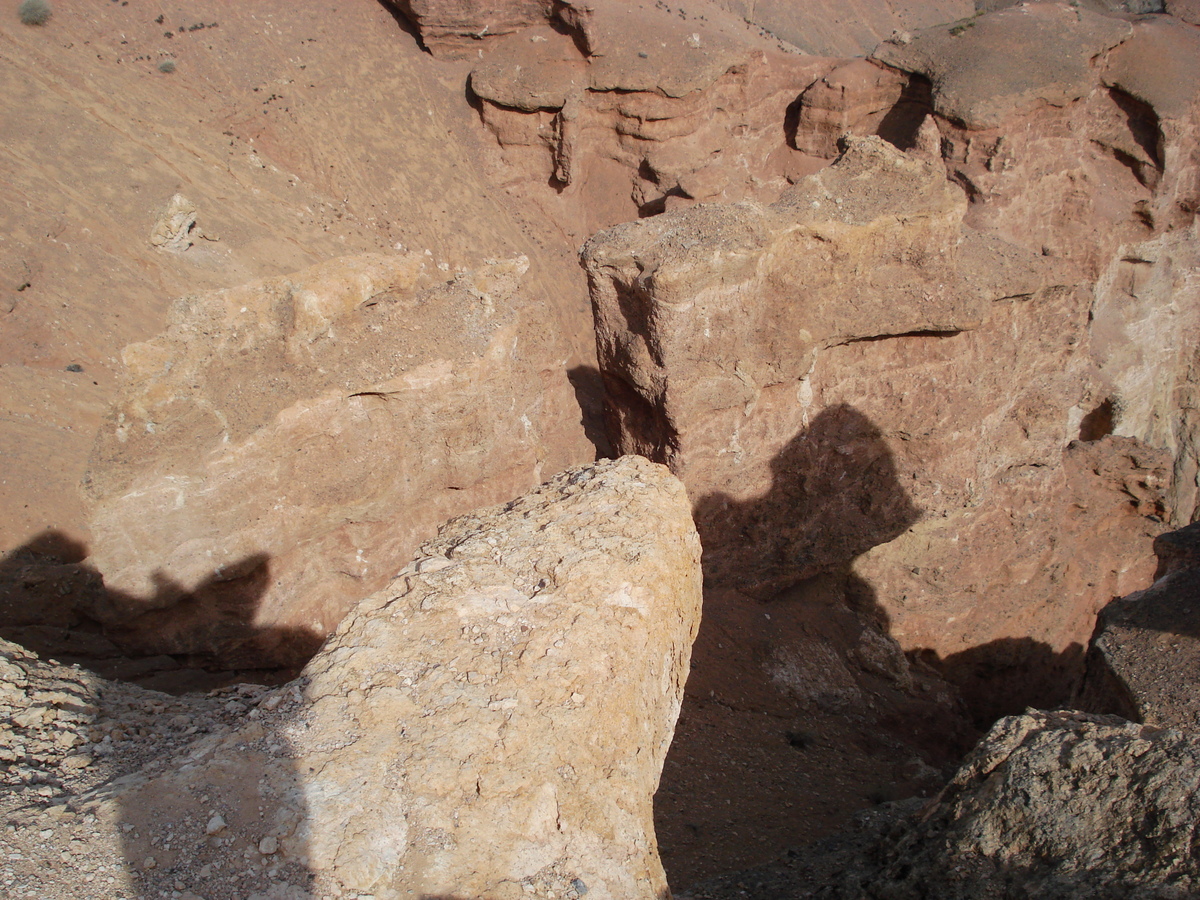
[836,710,1200,899]
[54,456,701,900]
[81,253,591,669]
[467,0,832,240]
[584,134,1177,720]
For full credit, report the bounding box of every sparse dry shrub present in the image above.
[18,0,52,26]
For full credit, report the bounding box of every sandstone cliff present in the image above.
[583,131,1178,720]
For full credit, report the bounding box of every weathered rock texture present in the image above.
[66,456,701,900]
[80,253,591,668]
[1081,521,1200,730]
[387,0,555,56]
[584,132,1179,720]
[392,0,976,59]
[465,0,833,242]
[837,710,1200,899]
[0,0,599,559]
[823,4,1200,522]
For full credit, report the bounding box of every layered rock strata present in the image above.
[583,134,1175,719]
[61,456,701,900]
[80,253,591,668]
[466,0,833,240]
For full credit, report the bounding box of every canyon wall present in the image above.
[583,2,1200,719]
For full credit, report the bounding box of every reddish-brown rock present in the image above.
[469,0,831,241]
[584,134,1178,720]
[80,253,592,668]
[385,0,555,57]
[715,0,974,57]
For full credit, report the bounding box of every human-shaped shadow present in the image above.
[693,403,921,600]
[0,530,321,689]
[655,403,1098,884]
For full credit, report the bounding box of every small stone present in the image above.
[259,835,279,855]
[62,755,93,770]
[143,856,157,870]
[205,814,226,835]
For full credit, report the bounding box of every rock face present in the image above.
[838,710,1200,899]
[1080,521,1200,730]
[391,0,976,59]
[80,253,591,668]
[386,0,555,57]
[465,0,832,241]
[872,4,1132,131]
[68,456,702,900]
[583,133,1177,720]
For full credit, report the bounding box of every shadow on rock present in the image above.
[0,530,321,693]
[915,637,1087,728]
[693,404,922,599]
[655,405,977,885]
[566,364,614,459]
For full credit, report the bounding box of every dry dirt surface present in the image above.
[0,0,596,555]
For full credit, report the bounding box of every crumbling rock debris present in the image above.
[833,710,1200,899]
[149,193,201,252]
[1080,520,1200,730]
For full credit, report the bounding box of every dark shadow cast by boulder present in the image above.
[915,637,1087,728]
[566,364,614,458]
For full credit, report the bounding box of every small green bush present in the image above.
[18,0,52,26]
[157,59,176,74]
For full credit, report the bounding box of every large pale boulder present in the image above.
[82,253,591,668]
[70,456,702,900]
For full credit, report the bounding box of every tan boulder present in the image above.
[583,135,983,592]
[841,710,1200,898]
[82,253,592,668]
[75,456,703,900]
